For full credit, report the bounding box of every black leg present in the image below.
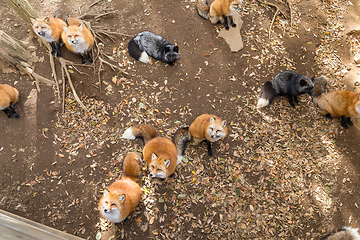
[294,96,300,104]
[224,16,230,30]
[325,113,333,120]
[9,105,19,119]
[347,117,353,126]
[87,52,93,64]
[206,140,213,157]
[50,42,56,56]
[81,55,86,64]
[341,116,349,129]
[288,95,295,108]
[55,42,62,58]
[229,16,237,28]
[3,109,12,118]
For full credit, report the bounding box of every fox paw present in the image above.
[231,23,237,28]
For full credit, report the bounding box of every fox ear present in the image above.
[299,79,308,86]
[173,46,179,52]
[63,25,68,32]
[44,17,50,24]
[221,120,227,127]
[30,17,35,24]
[151,153,158,161]
[164,159,171,168]
[210,116,215,124]
[164,46,171,53]
[118,194,126,203]
[310,75,316,81]
[103,189,110,197]
[79,24,83,31]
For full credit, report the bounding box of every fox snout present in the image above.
[71,39,78,44]
[37,31,45,36]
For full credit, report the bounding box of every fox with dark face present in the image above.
[257,70,314,108]
[128,31,179,66]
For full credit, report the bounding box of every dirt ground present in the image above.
[1,0,360,239]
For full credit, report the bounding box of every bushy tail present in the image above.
[312,76,328,103]
[196,0,211,19]
[172,126,191,165]
[321,226,360,240]
[121,124,160,145]
[256,81,276,108]
[127,37,150,63]
[121,152,142,184]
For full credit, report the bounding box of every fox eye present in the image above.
[111,203,116,206]
[210,127,213,131]
[105,201,108,204]
[157,168,162,171]
[216,130,221,134]
[74,35,78,37]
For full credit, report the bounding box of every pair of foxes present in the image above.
[30,10,94,64]
[256,70,360,129]
[98,114,227,223]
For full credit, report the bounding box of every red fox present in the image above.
[61,17,94,64]
[31,16,67,57]
[98,152,142,223]
[121,124,181,179]
[0,84,20,119]
[312,76,360,129]
[173,114,227,157]
[209,0,241,30]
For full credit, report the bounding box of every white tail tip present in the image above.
[121,127,136,140]
[176,155,183,165]
[139,52,150,63]
[256,98,269,109]
[343,227,360,238]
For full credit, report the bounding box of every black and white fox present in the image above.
[322,226,360,240]
[128,31,179,66]
[256,70,314,108]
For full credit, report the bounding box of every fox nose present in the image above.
[38,32,44,36]
[150,174,156,178]
[104,209,110,213]
[71,40,77,44]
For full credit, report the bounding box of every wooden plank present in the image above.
[0,209,85,240]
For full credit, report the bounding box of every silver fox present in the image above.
[322,227,360,240]
[257,70,314,108]
[128,31,179,66]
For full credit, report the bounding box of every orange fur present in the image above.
[209,0,241,24]
[0,84,19,110]
[143,137,178,179]
[313,76,360,128]
[98,152,142,223]
[61,17,94,54]
[98,179,141,223]
[122,152,142,184]
[189,114,227,144]
[31,17,66,43]
[315,90,360,118]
